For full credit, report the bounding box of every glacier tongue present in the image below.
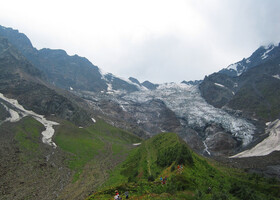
[124,83,255,146]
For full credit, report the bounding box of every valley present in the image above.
[0,25,280,200]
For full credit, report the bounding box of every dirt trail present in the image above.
[145,142,152,176]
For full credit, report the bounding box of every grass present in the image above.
[54,119,141,183]
[14,117,44,159]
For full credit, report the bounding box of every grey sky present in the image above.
[0,0,280,83]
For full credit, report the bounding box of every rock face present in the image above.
[219,44,280,77]
[200,44,280,123]
[141,80,159,90]
[0,37,92,126]
[0,25,139,94]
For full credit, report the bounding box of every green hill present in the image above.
[86,132,280,200]
[54,119,142,200]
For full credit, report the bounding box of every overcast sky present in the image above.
[1,0,280,83]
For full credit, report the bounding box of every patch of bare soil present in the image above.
[0,122,71,200]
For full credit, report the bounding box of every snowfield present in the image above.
[231,119,280,158]
[0,93,59,148]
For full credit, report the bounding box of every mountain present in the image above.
[0,37,92,126]
[181,79,202,85]
[1,24,280,200]
[128,77,141,86]
[219,44,280,77]
[141,80,159,90]
[2,25,279,157]
[0,25,139,93]
[200,43,280,123]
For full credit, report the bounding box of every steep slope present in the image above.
[0,112,141,200]
[0,25,139,93]
[200,44,280,123]
[0,116,71,200]
[219,43,280,77]
[0,37,92,126]
[87,132,280,200]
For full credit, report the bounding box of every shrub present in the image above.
[156,144,193,167]
[147,175,155,182]
[176,144,193,166]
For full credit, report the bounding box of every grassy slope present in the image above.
[87,133,280,200]
[54,119,142,200]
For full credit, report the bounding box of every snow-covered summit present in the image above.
[220,43,280,77]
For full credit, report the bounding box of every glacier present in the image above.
[119,83,255,146]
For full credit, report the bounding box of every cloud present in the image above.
[0,0,280,83]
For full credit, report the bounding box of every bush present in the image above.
[176,144,193,166]
[171,164,175,172]
[156,144,193,167]
[147,175,155,182]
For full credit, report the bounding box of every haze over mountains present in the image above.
[0,25,280,199]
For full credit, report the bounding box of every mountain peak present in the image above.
[219,42,280,77]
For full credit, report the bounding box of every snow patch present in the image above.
[261,45,274,60]
[1,103,22,122]
[70,87,73,91]
[266,122,271,126]
[230,119,280,158]
[119,104,126,111]
[228,63,238,71]
[91,118,96,123]
[272,75,280,80]
[133,143,141,146]
[214,83,225,88]
[0,93,59,148]
[227,63,244,76]
[203,140,211,155]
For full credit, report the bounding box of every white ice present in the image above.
[124,84,255,146]
[272,75,280,80]
[214,83,225,88]
[1,103,22,122]
[0,93,59,148]
[230,119,280,158]
[203,140,211,155]
[261,45,274,60]
[226,63,245,76]
[227,63,238,71]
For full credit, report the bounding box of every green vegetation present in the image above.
[54,119,141,182]
[14,117,44,160]
[87,132,280,200]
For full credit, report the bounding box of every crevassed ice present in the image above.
[124,84,255,146]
